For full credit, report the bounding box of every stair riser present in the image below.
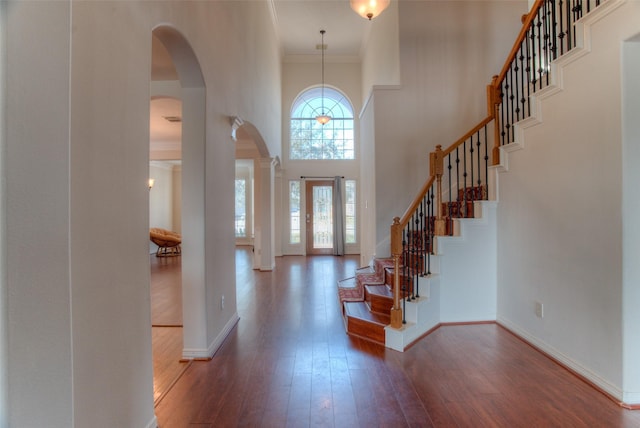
[384,268,415,291]
[366,293,393,315]
[346,316,385,344]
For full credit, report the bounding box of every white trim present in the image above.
[182,313,240,359]
[623,392,640,407]
[145,415,159,428]
[359,84,400,120]
[260,263,276,272]
[498,317,624,402]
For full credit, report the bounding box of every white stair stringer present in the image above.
[385,201,497,351]
[385,274,440,352]
[496,0,625,175]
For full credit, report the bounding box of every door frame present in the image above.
[305,180,334,255]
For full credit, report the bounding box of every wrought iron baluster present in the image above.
[447,153,453,220]
[427,187,433,276]
[468,137,475,218]
[518,42,527,119]
[550,0,558,61]
[572,0,581,48]
[566,0,573,51]
[401,228,407,324]
[530,19,538,90]
[513,61,521,123]
[504,73,515,143]
[500,86,507,146]
[543,0,551,86]
[476,130,482,188]
[536,14,544,91]
[524,30,532,115]
[455,147,461,204]
[483,125,489,194]
[463,140,468,222]
[419,198,425,277]
[558,0,566,55]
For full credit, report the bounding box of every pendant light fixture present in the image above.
[350,0,390,20]
[316,30,331,125]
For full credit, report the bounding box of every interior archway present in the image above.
[233,119,277,271]
[151,26,209,361]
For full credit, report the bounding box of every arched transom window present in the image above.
[290,87,354,160]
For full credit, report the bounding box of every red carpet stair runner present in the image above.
[338,258,395,344]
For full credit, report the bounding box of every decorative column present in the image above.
[256,157,277,271]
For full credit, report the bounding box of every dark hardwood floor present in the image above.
[153,247,640,427]
[151,255,189,405]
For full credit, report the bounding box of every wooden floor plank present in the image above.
[153,248,640,427]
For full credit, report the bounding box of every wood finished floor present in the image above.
[151,255,188,405]
[154,247,640,427]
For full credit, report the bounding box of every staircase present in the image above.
[338,259,394,345]
[338,187,488,346]
[338,199,498,349]
[338,0,613,350]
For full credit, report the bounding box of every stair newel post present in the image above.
[430,145,446,236]
[487,75,503,165]
[390,217,403,328]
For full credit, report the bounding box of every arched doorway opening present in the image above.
[150,27,208,379]
[232,118,278,271]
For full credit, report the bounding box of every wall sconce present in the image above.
[148,178,155,190]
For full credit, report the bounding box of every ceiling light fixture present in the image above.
[316,30,331,125]
[350,0,390,20]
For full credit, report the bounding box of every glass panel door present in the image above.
[305,180,333,255]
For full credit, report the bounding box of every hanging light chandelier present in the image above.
[316,30,331,125]
[350,0,390,20]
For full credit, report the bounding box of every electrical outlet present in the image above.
[221,295,225,310]
[535,301,544,318]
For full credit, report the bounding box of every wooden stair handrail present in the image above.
[397,175,437,228]
[441,115,495,157]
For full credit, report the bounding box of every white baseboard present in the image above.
[145,415,158,428]
[182,312,240,359]
[497,317,624,403]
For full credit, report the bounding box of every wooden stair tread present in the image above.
[355,266,375,274]
[344,301,390,325]
[365,284,393,298]
[337,277,356,288]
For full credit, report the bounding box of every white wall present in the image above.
[496,0,640,404]
[172,164,182,232]
[360,1,400,103]
[359,93,376,266]
[0,2,7,427]
[622,32,640,405]
[149,162,175,231]
[5,2,74,426]
[369,1,527,258]
[149,162,181,253]
[2,1,281,426]
[235,160,254,246]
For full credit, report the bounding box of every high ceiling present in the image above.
[150,1,376,158]
[272,0,372,59]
